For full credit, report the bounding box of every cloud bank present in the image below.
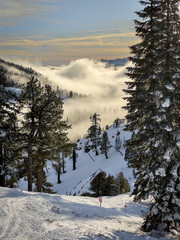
[2,57,130,141]
[35,58,129,97]
[32,58,130,141]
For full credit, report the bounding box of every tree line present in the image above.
[84,113,124,159]
[0,74,72,192]
[82,171,130,197]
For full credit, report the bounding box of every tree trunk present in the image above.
[95,143,98,156]
[62,152,66,173]
[0,143,5,187]
[73,148,76,170]
[57,162,61,184]
[28,142,33,191]
[105,151,108,159]
[37,169,42,192]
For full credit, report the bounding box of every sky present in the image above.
[0,0,142,65]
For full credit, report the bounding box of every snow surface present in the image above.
[1,124,178,239]
[0,187,174,240]
[161,98,170,108]
[18,123,134,195]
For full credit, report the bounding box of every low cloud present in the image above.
[3,57,130,141]
[32,58,131,141]
[32,58,130,98]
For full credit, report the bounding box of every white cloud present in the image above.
[32,58,130,140]
[35,58,129,97]
[3,57,130,141]
[0,0,62,25]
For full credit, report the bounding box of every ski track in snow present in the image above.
[0,187,176,240]
[15,124,179,239]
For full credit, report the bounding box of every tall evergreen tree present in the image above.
[0,71,19,187]
[20,76,44,191]
[103,174,117,196]
[44,85,71,188]
[101,131,111,159]
[124,0,180,232]
[89,171,106,196]
[116,172,130,194]
[21,80,70,192]
[35,84,70,191]
[87,113,101,155]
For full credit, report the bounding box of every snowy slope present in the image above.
[0,187,175,240]
[18,122,133,195]
[2,124,178,239]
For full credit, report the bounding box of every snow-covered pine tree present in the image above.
[21,78,70,192]
[20,76,44,191]
[87,113,101,155]
[0,71,20,187]
[124,0,180,233]
[101,131,111,159]
[34,84,71,191]
[39,85,70,189]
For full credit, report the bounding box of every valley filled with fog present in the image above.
[32,58,130,141]
[2,57,130,141]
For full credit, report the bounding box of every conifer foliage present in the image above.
[101,131,111,159]
[124,0,180,233]
[115,172,130,194]
[87,113,101,155]
[20,76,70,192]
[89,171,130,197]
[0,71,19,187]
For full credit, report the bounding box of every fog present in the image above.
[32,58,131,141]
[3,58,131,142]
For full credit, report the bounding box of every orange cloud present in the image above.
[0,32,138,64]
[0,32,136,47]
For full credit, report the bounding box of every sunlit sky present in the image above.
[0,0,142,65]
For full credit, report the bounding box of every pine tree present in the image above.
[89,171,106,196]
[44,85,71,187]
[103,174,116,196]
[124,0,180,232]
[87,113,101,155]
[116,172,130,194]
[101,131,111,159]
[113,118,124,128]
[20,78,71,192]
[34,84,70,191]
[0,71,20,187]
[20,76,44,191]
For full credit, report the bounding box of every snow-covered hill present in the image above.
[18,122,133,195]
[100,58,128,67]
[0,187,175,240]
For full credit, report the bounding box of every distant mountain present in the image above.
[100,58,128,67]
[0,58,48,88]
[0,58,85,98]
[0,58,39,76]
